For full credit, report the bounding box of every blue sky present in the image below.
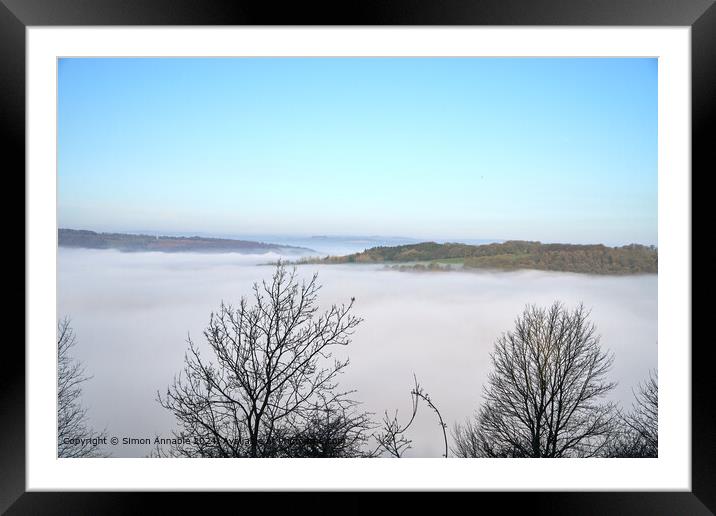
[58,58,657,245]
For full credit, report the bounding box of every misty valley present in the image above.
[57,235,657,458]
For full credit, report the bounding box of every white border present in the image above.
[27,27,691,491]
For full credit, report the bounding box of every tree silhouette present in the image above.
[607,370,658,457]
[157,263,371,457]
[452,302,617,458]
[57,318,106,458]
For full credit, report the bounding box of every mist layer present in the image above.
[57,248,657,457]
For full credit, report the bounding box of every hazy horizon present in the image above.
[59,225,656,249]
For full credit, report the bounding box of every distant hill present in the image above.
[58,229,315,254]
[300,240,657,275]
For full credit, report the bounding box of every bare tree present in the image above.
[375,375,448,458]
[57,318,106,458]
[157,263,370,457]
[625,370,658,455]
[272,396,374,457]
[452,302,617,458]
[607,370,658,457]
[451,418,482,459]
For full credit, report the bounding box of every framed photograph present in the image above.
[6,0,712,512]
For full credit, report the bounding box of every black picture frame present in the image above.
[4,0,712,513]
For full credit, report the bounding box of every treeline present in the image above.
[58,228,313,254]
[59,263,658,459]
[306,240,657,274]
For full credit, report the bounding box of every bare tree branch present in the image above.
[452,302,618,458]
[57,318,107,458]
[606,369,658,457]
[374,375,448,457]
[157,262,371,457]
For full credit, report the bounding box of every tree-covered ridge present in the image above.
[312,240,658,274]
[58,228,314,254]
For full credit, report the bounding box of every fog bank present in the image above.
[58,248,657,457]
